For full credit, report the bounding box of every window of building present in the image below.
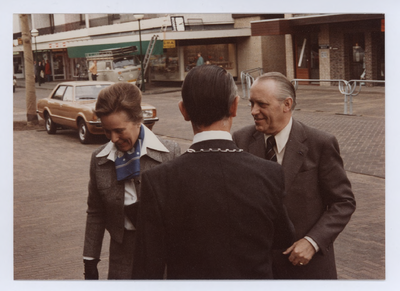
[80,14,86,25]
[150,47,180,80]
[183,44,234,72]
[13,56,23,74]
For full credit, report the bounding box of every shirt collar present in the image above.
[264,117,293,154]
[96,124,169,161]
[192,130,233,144]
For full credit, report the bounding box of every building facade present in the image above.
[251,13,385,85]
[13,13,384,85]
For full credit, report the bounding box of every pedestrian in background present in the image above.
[33,61,37,83]
[132,65,294,279]
[196,52,204,66]
[83,82,180,279]
[44,60,52,82]
[233,72,356,279]
[89,60,98,81]
[37,61,44,86]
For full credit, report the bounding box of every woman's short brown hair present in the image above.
[95,82,143,123]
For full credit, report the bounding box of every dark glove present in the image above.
[83,258,100,280]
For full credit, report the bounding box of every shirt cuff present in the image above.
[304,236,320,252]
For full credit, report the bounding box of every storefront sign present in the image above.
[49,42,67,48]
[163,40,176,49]
[319,45,330,49]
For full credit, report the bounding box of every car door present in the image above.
[58,85,77,128]
[48,85,67,124]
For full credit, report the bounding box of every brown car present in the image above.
[36,81,159,144]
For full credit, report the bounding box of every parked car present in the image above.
[36,81,159,144]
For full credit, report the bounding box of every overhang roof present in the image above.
[251,13,384,36]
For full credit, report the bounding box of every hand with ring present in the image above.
[283,238,316,266]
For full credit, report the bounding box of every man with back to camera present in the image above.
[233,72,356,279]
[131,65,295,279]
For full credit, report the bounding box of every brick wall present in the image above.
[235,16,263,81]
[262,35,286,74]
[319,24,331,86]
[329,27,346,81]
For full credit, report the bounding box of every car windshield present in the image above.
[113,56,140,69]
[75,84,111,100]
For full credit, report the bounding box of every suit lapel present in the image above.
[282,120,308,191]
[248,130,266,159]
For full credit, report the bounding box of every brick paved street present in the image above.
[10,82,390,289]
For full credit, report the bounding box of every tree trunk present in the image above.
[19,14,38,125]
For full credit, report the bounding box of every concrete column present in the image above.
[285,34,295,80]
[319,24,331,86]
[85,14,90,29]
[234,16,262,82]
[284,14,295,80]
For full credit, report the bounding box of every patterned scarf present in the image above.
[115,125,145,181]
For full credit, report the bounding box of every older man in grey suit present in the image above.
[83,83,180,279]
[233,72,356,279]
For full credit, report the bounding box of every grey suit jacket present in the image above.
[83,137,180,259]
[233,119,356,279]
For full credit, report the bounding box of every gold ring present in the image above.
[299,262,304,265]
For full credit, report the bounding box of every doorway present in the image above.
[294,33,319,84]
[52,52,66,80]
[347,33,365,80]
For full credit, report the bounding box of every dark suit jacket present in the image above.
[83,137,180,276]
[233,120,356,279]
[132,139,295,279]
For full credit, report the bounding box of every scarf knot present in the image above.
[115,125,145,181]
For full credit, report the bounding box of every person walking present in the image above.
[89,60,98,81]
[44,60,52,82]
[37,61,44,86]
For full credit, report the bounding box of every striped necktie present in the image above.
[265,136,277,162]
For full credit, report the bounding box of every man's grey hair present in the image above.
[255,72,297,110]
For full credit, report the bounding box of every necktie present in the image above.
[265,136,277,162]
[115,125,145,181]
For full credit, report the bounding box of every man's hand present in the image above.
[283,238,316,266]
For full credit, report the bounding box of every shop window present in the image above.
[13,56,23,74]
[184,44,233,72]
[150,47,180,80]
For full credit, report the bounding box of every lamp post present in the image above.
[31,29,39,81]
[134,14,145,92]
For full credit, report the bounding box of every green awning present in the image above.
[67,40,163,58]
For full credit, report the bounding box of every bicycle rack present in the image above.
[292,79,385,115]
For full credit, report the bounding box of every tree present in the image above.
[19,14,38,125]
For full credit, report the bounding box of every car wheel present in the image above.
[78,120,93,144]
[45,113,57,134]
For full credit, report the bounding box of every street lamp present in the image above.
[134,14,145,92]
[31,29,39,80]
